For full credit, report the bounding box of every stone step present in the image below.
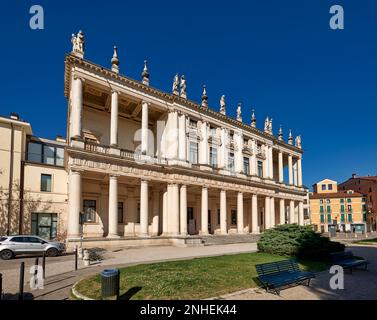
[201,234,260,246]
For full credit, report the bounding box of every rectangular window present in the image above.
[189,119,197,128]
[348,214,352,222]
[340,198,344,203]
[348,205,352,212]
[27,142,65,166]
[320,206,324,213]
[327,214,331,223]
[340,205,345,212]
[363,213,367,222]
[118,202,124,224]
[209,127,216,137]
[347,198,352,203]
[231,210,237,225]
[189,142,198,164]
[243,157,250,175]
[319,199,323,204]
[209,147,218,167]
[320,214,325,223]
[326,199,331,204]
[328,184,333,190]
[228,153,235,172]
[217,209,220,225]
[341,214,345,222]
[362,197,366,203]
[40,174,52,192]
[326,205,331,213]
[362,204,366,212]
[257,161,263,178]
[27,142,42,163]
[83,200,96,222]
[322,184,326,191]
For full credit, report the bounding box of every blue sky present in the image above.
[1,0,376,188]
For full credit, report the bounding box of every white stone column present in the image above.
[200,186,209,235]
[269,146,274,179]
[199,121,208,165]
[293,159,298,186]
[220,128,228,169]
[250,140,257,176]
[251,194,258,233]
[237,192,244,233]
[270,197,275,228]
[297,157,303,187]
[67,170,81,239]
[278,151,284,183]
[288,154,293,185]
[220,190,227,234]
[110,91,119,147]
[265,196,271,230]
[152,190,160,236]
[298,201,304,226]
[141,101,149,155]
[279,199,285,225]
[167,183,180,235]
[71,76,83,140]
[180,185,187,236]
[178,114,187,161]
[107,175,119,238]
[162,188,168,235]
[289,200,295,224]
[235,132,243,173]
[140,180,149,236]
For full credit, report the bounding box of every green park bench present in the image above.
[256,259,315,295]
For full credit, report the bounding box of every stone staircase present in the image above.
[201,234,260,246]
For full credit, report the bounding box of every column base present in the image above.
[138,233,150,238]
[106,234,120,239]
[67,234,82,241]
[199,231,209,236]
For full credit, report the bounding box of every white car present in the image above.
[0,235,65,260]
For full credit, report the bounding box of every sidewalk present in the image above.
[0,243,257,300]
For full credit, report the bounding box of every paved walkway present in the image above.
[0,243,258,300]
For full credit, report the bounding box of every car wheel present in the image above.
[0,249,14,260]
[46,248,59,257]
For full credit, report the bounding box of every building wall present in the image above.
[310,192,365,232]
[339,177,377,230]
[22,163,68,239]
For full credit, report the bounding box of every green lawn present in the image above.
[357,238,377,245]
[74,252,328,300]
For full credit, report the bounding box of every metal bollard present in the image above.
[83,249,90,267]
[75,246,78,271]
[19,262,25,301]
[0,273,2,301]
[78,247,83,260]
[42,252,46,279]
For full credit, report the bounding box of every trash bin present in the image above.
[100,268,120,300]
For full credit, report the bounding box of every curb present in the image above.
[71,279,94,300]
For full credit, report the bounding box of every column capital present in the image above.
[109,174,120,179]
[73,75,86,83]
[111,89,120,95]
[141,100,151,106]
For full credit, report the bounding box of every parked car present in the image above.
[0,235,65,260]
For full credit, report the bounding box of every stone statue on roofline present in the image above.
[264,117,269,133]
[220,95,226,115]
[71,30,84,58]
[295,135,302,148]
[172,74,179,95]
[269,118,273,134]
[236,103,242,122]
[180,75,187,99]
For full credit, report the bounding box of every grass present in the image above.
[74,252,329,300]
[357,238,377,245]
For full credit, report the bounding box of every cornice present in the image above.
[64,54,303,154]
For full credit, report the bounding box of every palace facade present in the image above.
[0,31,306,249]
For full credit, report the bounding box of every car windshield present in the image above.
[0,237,8,241]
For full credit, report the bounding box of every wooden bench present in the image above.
[330,251,370,274]
[256,259,315,295]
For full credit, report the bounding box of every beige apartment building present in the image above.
[0,31,306,249]
[310,179,367,233]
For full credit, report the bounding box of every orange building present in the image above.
[310,179,367,234]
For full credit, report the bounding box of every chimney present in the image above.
[352,173,357,179]
[10,112,19,120]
